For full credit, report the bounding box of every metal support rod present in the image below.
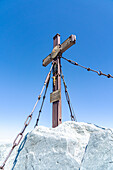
[52,34,62,128]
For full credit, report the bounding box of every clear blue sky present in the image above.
[0,0,113,142]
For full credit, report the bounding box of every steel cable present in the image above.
[61,56,113,79]
[34,75,51,127]
[60,68,77,122]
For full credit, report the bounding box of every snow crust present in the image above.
[0,121,113,170]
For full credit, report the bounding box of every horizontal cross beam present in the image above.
[43,35,76,67]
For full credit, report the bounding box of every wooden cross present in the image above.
[43,34,76,128]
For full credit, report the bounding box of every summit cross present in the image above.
[43,34,76,128]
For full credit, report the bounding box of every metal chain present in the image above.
[0,64,54,170]
[34,74,51,127]
[61,56,113,78]
[60,68,77,122]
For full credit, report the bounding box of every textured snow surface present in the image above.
[0,121,113,170]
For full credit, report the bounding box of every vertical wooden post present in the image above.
[52,33,62,128]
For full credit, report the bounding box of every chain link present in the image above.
[61,68,77,122]
[61,56,113,78]
[0,64,53,170]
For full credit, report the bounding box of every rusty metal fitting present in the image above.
[68,60,72,63]
[43,95,46,99]
[74,62,78,65]
[98,70,102,76]
[107,74,111,78]
[87,68,91,71]
[38,95,41,100]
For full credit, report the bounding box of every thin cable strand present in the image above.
[61,56,113,78]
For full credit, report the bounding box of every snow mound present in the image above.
[0,121,113,170]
